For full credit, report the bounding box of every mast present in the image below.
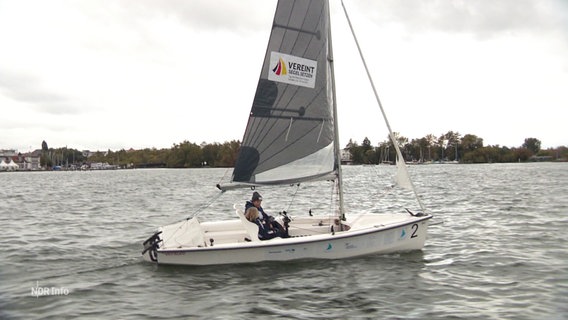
[328,0,345,221]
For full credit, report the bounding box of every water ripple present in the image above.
[1,164,567,319]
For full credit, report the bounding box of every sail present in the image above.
[395,155,412,189]
[224,0,335,189]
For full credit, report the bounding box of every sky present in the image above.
[1,0,567,153]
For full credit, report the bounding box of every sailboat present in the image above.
[142,0,433,266]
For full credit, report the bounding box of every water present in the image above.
[1,163,567,319]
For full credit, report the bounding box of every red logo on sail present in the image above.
[272,57,287,76]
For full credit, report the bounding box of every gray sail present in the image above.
[223,0,336,189]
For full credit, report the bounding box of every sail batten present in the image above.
[228,0,335,188]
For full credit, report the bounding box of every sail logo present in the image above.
[272,57,287,75]
[268,52,317,88]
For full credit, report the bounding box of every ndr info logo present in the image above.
[31,281,69,298]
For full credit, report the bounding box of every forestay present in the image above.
[220,0,336,190]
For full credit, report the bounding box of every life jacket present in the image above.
[253,218,278,240]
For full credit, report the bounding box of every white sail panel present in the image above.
[254,143,335,183]
[395,157,412,189]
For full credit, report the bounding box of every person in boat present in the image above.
[245,191,288,238]
[245,206,281,240]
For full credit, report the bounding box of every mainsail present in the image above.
[222,0,336,189]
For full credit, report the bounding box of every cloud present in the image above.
[137,0,276,32]
[0,69,81,115]
[66,0,277,34]
[354,0,568,39]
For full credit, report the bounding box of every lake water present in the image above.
[1,163,567,319]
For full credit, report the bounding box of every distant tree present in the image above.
[345,139,357,151]
[361,137,373,163]
[417,137,429,162]
[425,134,436,161]
[437,134,449,160]
[383,132,408,163]
[41,131,564,168]
[556,146,568,161]
[40,154,53,168]
[512,147,533,162]
[461,134,483,152]
[218,140,240,167]
[205,143,221,166]
[378,140,391,163]
[346,139,364,164]
[444,131,461,161]
[522,138,541,154]
[391,132,408,148]
[362,137,372,152]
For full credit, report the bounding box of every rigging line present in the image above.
[341,0,426,212]
[162,189,227,247]
[329,180,344,225]
[217,167,232,184]
[185,189,226,220]
[330,179,335,215]
[284,183,301,213]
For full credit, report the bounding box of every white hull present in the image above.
[142,209,432,266]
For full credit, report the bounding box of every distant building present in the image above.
[341,148,353,165]
[89,162,118,170]
[83,150,108,158]
[0,150,42,171]
[19,151,42,170]
[0,158,19,171]
[529,155,553,162]
[0,149,17,157]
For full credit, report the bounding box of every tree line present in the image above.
[346,131,567,164]
[39,131,567,169]
[39,140,240,169]
[87,140,241,168]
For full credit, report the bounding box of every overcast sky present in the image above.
[1,0,567,152]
